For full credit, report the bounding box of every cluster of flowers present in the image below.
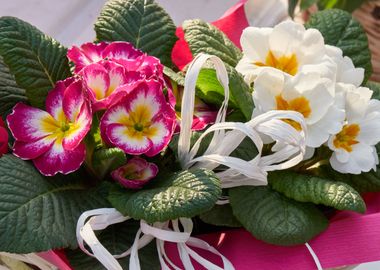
[236,21,380,174]
[4,20,380,185]
[5,42,216,187]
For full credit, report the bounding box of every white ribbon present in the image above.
[0,252,57,270]
[177,53,306,188]
[76,208,235,270]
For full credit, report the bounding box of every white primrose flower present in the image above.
[325,45,365,87]
[253,68,345,149]
[236,20,337,84]
[328,84,380,174]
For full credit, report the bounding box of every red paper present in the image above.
[171,0,248,70]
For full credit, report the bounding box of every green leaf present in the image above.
[95,0,177,67]
[226,65,254,120]
[196,68,238,108]
[66,220,159,270]
[92,147,127,179]
[318,0,367,12]
[163,66,185,86]
[305,9,372,82]
[366,81,380,100]
[108,169,222,223]
[0,155,110,253]
[0,55,26,115]
[195,66,253,121]
[229,186,328,246]
[0,17,71,108]
[200,204,241,227]
[269,171,366,213]
[183,19,242,67]
[288,0,299,18]
[300,0,318,10]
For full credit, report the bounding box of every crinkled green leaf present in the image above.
[183,19,242,67]
[305,9,372,82]
[0,56,26,115]
[0,155,110,253]
[269,171,366,213]
[95,0,177,67]
[108,169,221,223]
[0,17,70,108]
[66,220,159,270]
[229,186,328,246]
[163,66,185,86]
[195,66,253,121]
[200,204,241,228]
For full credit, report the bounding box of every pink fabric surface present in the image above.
[171,0,248,70]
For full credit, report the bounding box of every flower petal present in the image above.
[7,103,55,142]
[101,41,143,61]
[63,79,87,122]
[68,42,108,72]
[106,123,152,154]
[0,126,9,156]
[62,103,92,151]
[45,78,76,122]
[33,141,86,176]
[145,116,174,157]
[82,63,110,102]
[13,136,55,160]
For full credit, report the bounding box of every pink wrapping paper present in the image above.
[164,193,380,270]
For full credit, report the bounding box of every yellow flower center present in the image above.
[333,124,360,152]
[255,51,298,75]
[40,111,80,145]
[119,105,158,141]
[276,95,311,131]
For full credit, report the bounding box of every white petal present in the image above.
[240,27,272,61]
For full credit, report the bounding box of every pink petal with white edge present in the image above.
[101,42,143,61]
[33,141,86,176]
[128,80,173,119]
[63,79,87,122]
[62,103,92,151]
[82,63,110,102]
[13,136,55,160]
[7,103,54,142]
[68,42,108,73]
[45,78,74,121]
[111,157,158,189]
[106,123,152,154]
[145,115,175,157]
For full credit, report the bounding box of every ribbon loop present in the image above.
[76,209,235,270]
[176,53,306,188]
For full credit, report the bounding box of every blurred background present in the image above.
[0,0,379,269]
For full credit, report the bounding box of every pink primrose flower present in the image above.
[111,157,158,189]
[0,117,8,156]
[6,78,92,176]
[100,80,176,157]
